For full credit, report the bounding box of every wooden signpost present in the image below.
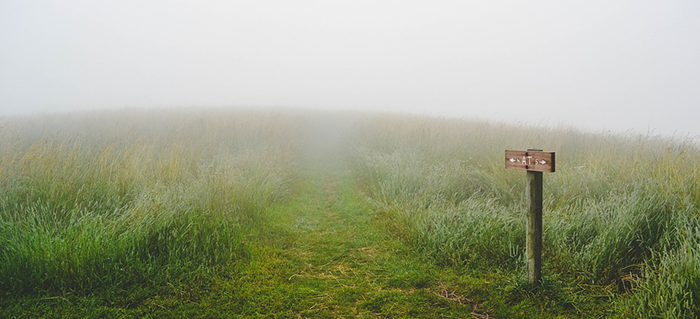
[505,149,555,285]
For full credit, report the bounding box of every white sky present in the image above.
[1,1,699,137]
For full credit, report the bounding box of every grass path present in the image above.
[212,161,487,318]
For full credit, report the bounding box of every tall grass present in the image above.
[351,114,700,317]
[2,109,698,317]
[0,109,296,294]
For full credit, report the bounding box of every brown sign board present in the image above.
[505,150,555,173]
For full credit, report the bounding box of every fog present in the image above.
[1,1,699,138]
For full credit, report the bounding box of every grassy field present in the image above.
[0,109,698,318]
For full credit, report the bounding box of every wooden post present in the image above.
[526,149,543,285]
[504,148,554,286]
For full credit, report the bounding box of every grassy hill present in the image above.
[1,109,697,318]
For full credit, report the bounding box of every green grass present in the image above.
[1,109,698,318]
[1,160,601,318]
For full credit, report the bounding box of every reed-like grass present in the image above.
[351,114,700,318]
[0,110,295,294]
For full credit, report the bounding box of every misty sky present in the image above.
[1,1,699,137]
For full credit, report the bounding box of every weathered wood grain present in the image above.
[526,170,543,285]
